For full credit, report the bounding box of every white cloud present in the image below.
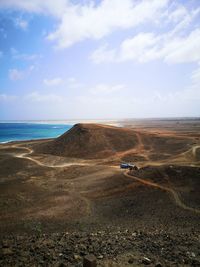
[163,29,200,64]
[192,66,200,83]
[191,65,200,90]
[165,4,200,35]
[43,77,84,88]
[2,0,199,54]
[47,0,169,49]
[90,83,126,95]
[75,87,200,118]
[167,5,188,23]
[67,77,83,89]
[91,33,160,63]
[0,28,7,38]
[11,48,41,61]
[120,33,160,62]
[14,17,28,30]
[9,69,24,80]
[0,0,199,55]
[43,77,63,86]
[25,91,63,102]
[91,28,200,64]
[0,94,17,101]
[0,0,68,17]
[90,44,116,64]
[89,1,200,65]
[9,65,35,81]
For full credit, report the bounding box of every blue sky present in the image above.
[0,0,200,120]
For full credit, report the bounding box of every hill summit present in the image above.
[36,123,138,159]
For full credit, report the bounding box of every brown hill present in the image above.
[35,123,138,159]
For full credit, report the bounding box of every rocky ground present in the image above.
[1,228,200,267]
[1,121,200,266]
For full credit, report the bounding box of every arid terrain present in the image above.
[0,119,200,266]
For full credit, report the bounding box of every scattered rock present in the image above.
[128,257,134,264]
[191,259,200,266]
[74,254,81,260]
[2,242,9,248]
[97,255,103,259]
[0,230,199,267]
[83,254,97,267]
[2,248,13,256]
[142,257,151,265]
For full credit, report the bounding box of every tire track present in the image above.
[11,145,93,216]
[124,170,200,215]
[12,145,92,168]
[10,145,200,215]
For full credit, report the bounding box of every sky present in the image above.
[0,0,200,120]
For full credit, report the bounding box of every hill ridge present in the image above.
[35,123,138,159]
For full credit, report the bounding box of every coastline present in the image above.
[0,120,122,144]
[0,122,72,144]
[0,119,121,125]
[0,137,53,145]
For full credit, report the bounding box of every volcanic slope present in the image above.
[35,123,139,159]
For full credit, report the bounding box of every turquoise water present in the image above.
[0,123,72,143]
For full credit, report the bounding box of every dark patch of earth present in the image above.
[1,228,200,267]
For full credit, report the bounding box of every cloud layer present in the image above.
[47,0,169,48]
[0,0,170,48]
[0,0,200,119]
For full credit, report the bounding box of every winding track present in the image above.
[109,131,149,161]
[12,145,93,216]
[13,145,92,168]
[124,171,200,215]
[11,144,200,215]
[192,145,200,157]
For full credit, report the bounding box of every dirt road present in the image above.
[10,144,200,216]
[13,145,92,168]
[124,170,200,215]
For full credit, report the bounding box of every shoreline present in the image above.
[0,119,121,125]
[0,121,122,144]
[0,137,54,145]
[0,122,73,144]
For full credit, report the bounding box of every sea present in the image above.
[0,122,72,143]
